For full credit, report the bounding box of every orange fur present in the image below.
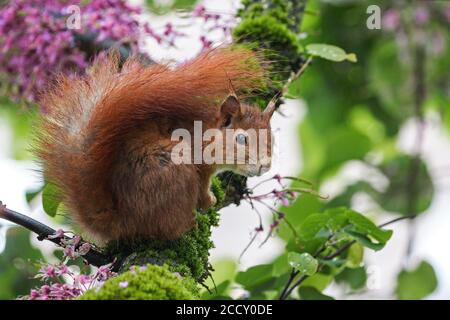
[35,47,269,241]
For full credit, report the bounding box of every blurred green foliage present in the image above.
[145,0,198,15]
[230,0,448,300]
[396,260,437,300]
[0,97,37,160]
[0,228,43,299]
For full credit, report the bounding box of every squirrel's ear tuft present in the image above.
[220,94,241,127]
[220,95,241,126]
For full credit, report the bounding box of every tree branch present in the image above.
[0,201,113,268]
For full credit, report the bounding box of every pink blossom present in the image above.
[0,0,147,103]
[57,264,69,276]
[78,243,91,255]
[444,6,450,22]
[27,230,118,300]
[200,36,213,49]
[48,229,65,239]
[37,265,57,281]
[270,220,280,230]
[74,274,92,287]
[96,263,116,281]
[29,289,40,300]
[63,246,76,259]
[414,6,429,26]
[192,4,206,18]
[272,190,290,206]
[72,235,81,246]
[382,9,400,31]
[273,174,282,183]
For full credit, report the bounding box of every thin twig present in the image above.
[280,275,307,299]
[322,240,356,261]
[278,269,299,299]
[379,215,416,228]
[0,201,112,268]
[281,56,313,96]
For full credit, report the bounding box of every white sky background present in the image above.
[0,0,449,299]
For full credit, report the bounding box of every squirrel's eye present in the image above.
[223,116,232,128]
[236,133,247,145]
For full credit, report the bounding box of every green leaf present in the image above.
[272,253,291,277]
[325,207,350,231]
[301,273,333,291]
[297,208,392,252]
[202,281,232,300]
[346,210,393,244]
[288,252,318,276]
[344,230,385,251]
[277,193,323,241]
[42,183,62,217]
[262,290,279,300]
[396,261,437,300]
[25,186,44,204]
[235,264,273,291]
[335,267,367,290]
[346,242,364,268]
[306,43,357,63]
[298,286,334,300]
[298,213,330,241]
[345,53,357,63]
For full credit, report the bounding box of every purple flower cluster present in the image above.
[25,229,116,300]
[382,3,450,56]
[0,1,238,104]
[192,4,236,50]
[29,284,82,300]
[0,0,148,103]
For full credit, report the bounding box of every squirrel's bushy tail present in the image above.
[35,47,266,240]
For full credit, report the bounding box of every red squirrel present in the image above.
[35,47,275,242]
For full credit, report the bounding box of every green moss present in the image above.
[211,177,225,206]
[79,264,198,300]
[105,177,224,283]
[238,0,291,27]
[234,0,306,108]
[235,16,302,71]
